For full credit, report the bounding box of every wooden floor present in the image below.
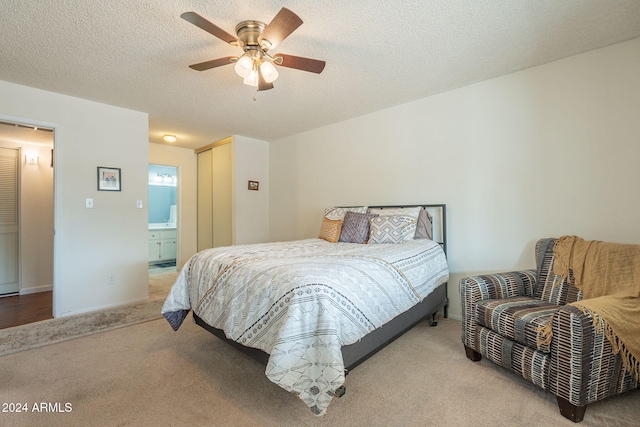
[0,291,53,329]
[0,266,174,330]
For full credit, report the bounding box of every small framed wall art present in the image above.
[248,180,259,191]
[97,167,121,191]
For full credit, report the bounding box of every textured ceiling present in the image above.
[1,1,640,149]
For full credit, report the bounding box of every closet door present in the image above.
[197,150,213,251]
[196,139,233,251]
[0,147,19,295]
[211,142,232,248]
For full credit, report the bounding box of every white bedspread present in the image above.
[162,238,449,416]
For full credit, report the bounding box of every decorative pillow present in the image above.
[369,216,418,244]
[319,218,342,243]
[367,206,421,220]
[324,206,368,221]
[414,208,433,240]
[339,211,378,244]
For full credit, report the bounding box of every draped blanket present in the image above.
[161,238,449,416]
[539,235,640,381]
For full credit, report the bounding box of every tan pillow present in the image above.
[319,218,342,243]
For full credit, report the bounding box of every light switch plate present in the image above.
[136,199,143,209]
[86,198,94,208]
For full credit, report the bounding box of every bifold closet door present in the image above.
[197,150,213,251]
[197,142,232,252]
[0,147,19,295]
[211,143,232,248]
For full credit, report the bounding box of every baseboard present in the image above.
[20,284,53,295]
[58,296,149,318]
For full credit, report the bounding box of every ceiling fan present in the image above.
[181,8,326,91]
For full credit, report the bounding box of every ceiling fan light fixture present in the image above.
[260,60,279,83]
[181,9,325,93]
[243,69,259,87]
[234,54,253,78]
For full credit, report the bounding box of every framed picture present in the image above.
[97,167,121,191]
[248,180,259,191]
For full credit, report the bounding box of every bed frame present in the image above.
[193,204,448,395]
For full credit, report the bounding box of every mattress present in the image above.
[162,238,449,416]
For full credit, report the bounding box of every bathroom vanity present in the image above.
[148,225,176,263]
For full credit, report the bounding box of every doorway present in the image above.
[0,119,54,328]
[148,164,178,273]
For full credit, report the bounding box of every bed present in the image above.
[162,204,449,416]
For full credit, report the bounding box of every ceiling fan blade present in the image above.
[181,12,236,44]
[259,8,303,49]
[274,54,326,74]
[189,57,236,71]
[258,70,274,91]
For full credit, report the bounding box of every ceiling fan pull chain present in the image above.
[253,87,258,101]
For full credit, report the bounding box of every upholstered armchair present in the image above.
[460,238,638,422]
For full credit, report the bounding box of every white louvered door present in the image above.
[0,147,19,295]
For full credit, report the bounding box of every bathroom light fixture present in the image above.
[163,134,177,143]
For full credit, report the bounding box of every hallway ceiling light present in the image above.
[163,134,177,143]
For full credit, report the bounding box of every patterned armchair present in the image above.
[460,238,638,422]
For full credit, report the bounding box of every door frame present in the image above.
[0,113,58,313]
[148,163,180,267]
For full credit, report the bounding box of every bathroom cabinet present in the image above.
[148,228,177,262]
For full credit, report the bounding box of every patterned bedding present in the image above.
[161,238,449,416]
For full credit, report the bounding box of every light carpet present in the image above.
[0,317,638,427]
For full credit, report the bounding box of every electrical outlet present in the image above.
[107,275,116,286]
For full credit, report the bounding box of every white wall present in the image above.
[0,138,54,294]
[269,38,640,320]
[148,143,198,268]
[0,80,149,317]
[233,135,269,245]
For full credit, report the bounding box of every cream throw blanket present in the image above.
[538,236,640,382]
